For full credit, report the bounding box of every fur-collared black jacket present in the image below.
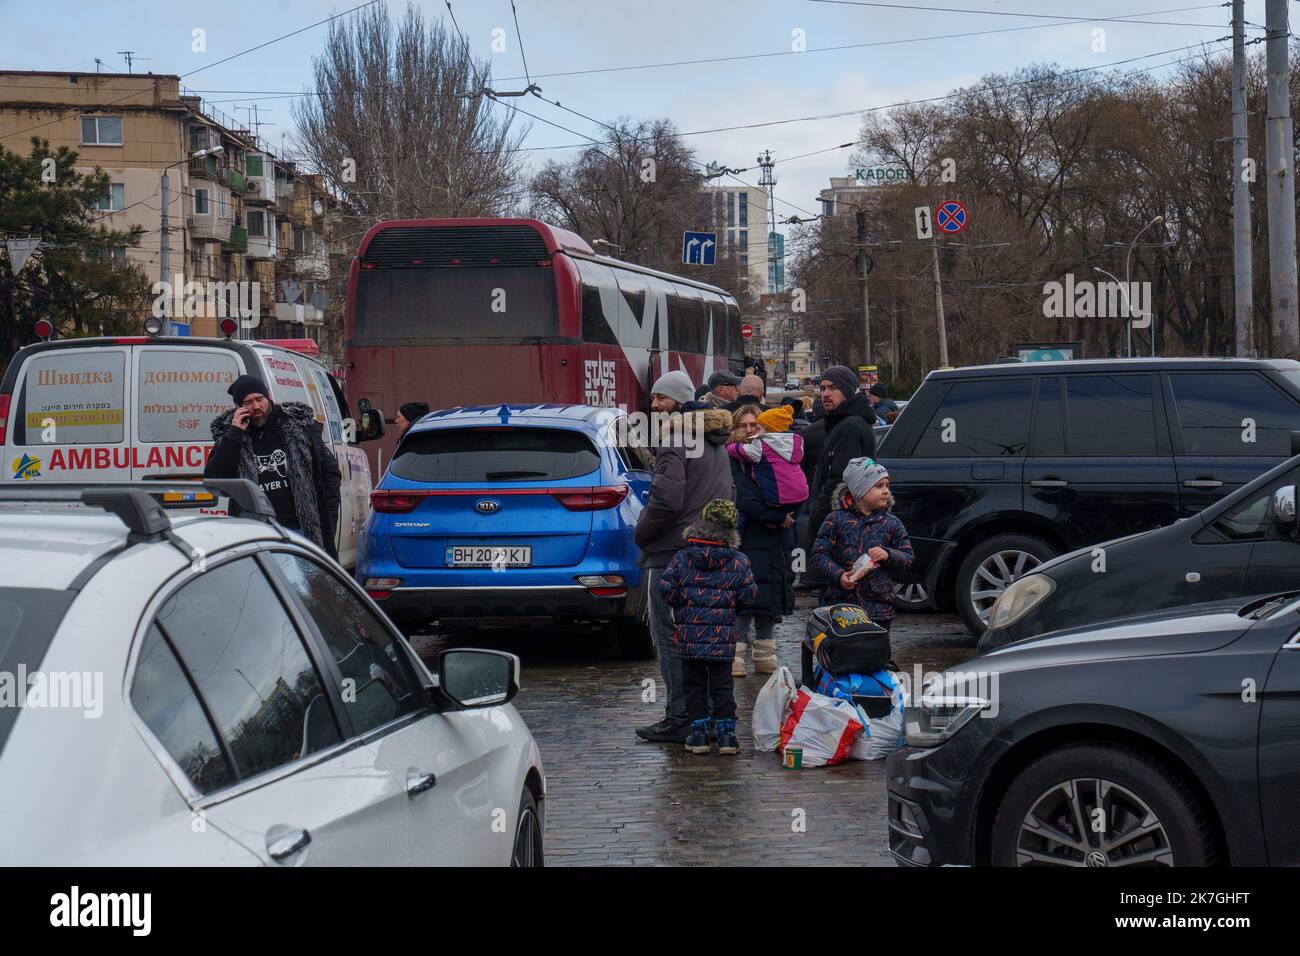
[205,401,342,556]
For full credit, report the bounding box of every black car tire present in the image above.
[954,533,1054,635]
[990,743,1216,867]
[615,614,655,660]
[511,787,544,867]
[893,581,933,613]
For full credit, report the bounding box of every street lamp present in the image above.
[160,144,223,290]
[1093,266,1139,357]
[1126,215,1164,356]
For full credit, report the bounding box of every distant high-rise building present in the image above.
[702,184,770,292]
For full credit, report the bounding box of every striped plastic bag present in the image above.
[777,688,864,767]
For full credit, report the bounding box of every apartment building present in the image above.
[0,70,341,353]
[701,184,770,293]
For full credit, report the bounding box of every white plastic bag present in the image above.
[752,665,798,751]
[846,675,908,761]
[778,689,864,767]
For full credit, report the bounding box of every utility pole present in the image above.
[890,286,899,376]
[931,239,948,366]
[857,210,871,364]
[1232,0,1254,357]
[1265,0,1298,356]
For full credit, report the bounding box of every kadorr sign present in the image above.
[854,165,910,183]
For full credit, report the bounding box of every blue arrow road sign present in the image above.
[683,231,717,265]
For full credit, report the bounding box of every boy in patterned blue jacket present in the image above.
[811,458,913,631]
[659,499,757,755]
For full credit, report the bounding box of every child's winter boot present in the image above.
[716,718,739,755]
[732,643,748,678]
[684,718,714,754]
[753,639,778,674]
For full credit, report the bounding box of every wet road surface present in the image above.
[410,593,977,866]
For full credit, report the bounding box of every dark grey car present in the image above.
[887,591,1300,866]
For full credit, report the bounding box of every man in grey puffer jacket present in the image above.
[634,370,735,743]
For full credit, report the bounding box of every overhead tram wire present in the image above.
[510,0,534,87]
[4,0,383,141]
[805,0,1223,24]
[491,3,1234,82]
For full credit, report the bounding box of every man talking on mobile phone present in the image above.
[204,374,342,559]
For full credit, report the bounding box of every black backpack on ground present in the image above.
[801,603,892,685]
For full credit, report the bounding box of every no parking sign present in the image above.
[935,200,968,234]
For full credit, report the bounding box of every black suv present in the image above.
[877,358,1300,633]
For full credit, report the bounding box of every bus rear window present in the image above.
[138,349,239,443]
[354,267,557,341]
[390,427,600,482]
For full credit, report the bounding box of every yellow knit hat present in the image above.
[756,404,793,433]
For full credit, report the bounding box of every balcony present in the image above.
[247,231,276,259]
[188,155,220,180]
[223,168,247,192]
[245,176,275,205]
[224,226,248,253]
[187,213,232,243]
[289,251,329,280]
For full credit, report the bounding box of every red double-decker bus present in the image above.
[345,218,744,469]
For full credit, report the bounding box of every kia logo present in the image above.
[475,500,500,514]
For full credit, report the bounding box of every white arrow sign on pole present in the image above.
[701,238,714,261]
[914,206,932,240]
[686,237,700,262]
[5,237,41,274]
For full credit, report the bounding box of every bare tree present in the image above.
[528,118,711,274]
[292,2,527,243]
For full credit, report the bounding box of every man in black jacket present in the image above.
[802,366,876,584]
[205,374,343,559]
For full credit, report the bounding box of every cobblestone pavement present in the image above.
[410,594,977,866]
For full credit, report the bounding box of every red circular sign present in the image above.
[33,319,53,339]
[935,200,968,234]
[741,323,753,339]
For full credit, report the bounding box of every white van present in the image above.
[0,334,374,568]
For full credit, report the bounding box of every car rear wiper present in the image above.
[484,470,549,480]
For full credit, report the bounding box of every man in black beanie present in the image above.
[801,365,877,590]
[204,374,342,558]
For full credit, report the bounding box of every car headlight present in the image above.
[987,573,1055,630]
[905,693,989,748]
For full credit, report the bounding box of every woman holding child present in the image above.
[725,404,809,677]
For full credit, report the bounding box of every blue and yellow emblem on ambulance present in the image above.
[11,453,41,480]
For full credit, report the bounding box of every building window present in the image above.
[91,183,125,212]
[739,193,748,227]
[247,210,266,237]
[80,116,123,145]
[293,227,306,254]
[246,154,264,178]
[823,199,834,218]
[739,229,748,252]
[218,191,228,219]
[111,247,127,269]
[192,188,210,215]
[727,193,735,228]
[188,125,211,152]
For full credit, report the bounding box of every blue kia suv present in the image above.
[356,404,656,657]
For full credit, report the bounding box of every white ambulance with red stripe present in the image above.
[0,325,374,568]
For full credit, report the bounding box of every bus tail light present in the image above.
[551,485,629,511]
[371,490,426,513]
[0,393,10,446]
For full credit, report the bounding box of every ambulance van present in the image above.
[0,332,374,568]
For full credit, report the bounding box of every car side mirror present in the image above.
[356,398,385,442]
[1273,485,1296,528]
[437,649,519,709]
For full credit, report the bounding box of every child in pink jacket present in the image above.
[726,404,809,512]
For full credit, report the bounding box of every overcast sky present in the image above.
[1,0,1255,239]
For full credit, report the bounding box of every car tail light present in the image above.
[576,574,627,597]
[551,485,629,511]
[370,490,427,513]
[363,577,402,600]
[0,393,9,446]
